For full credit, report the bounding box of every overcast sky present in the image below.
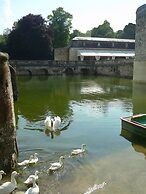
[0,0,145,34]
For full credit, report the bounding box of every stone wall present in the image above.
[10,59,133,78]
[69,47,78,61]
[133,4,146,82]
[54,47,69,61]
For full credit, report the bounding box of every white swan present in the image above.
[44,116,61,131]
[52,116,61,131]
[0,171,19,194]
[24,176,39,194]
[44,116,53,129]
[71,144,86,155]
[48,156,64,172]
[0,170,6,181]
[24,171,39,185]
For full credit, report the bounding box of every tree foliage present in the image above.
[115,30,123,38]
[91,20,115,38]
[48,7,73,48]
[120,23,135,39]
[73,20,135,40]
[7,14,53,60]
[0,35,7,52]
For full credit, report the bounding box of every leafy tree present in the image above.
[91,20,115,38]
[70,29,91,40]
[84,30,91,37]
[48,7,73,48]
[0,29,11,52]
[70,29,82,39]
[115,30,123,38]
[120,23,135,39]
[7,14,53,60]
[0,35,7,52]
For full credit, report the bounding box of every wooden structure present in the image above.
[0,52,18,172]
[121,114,146,138]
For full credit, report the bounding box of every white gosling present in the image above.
[29,153,39,164]
[18,153,38,166]
[24,171,39,185]
[24,176,39,194]
[18,155,34,166]
[0,170,6,181]
[71,144,86,155]
[0,171,19,194]
[48,156,64,172]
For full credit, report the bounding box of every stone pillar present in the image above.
[0,52,18,172]
[133,4,146,82]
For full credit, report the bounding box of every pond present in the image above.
[12,76,146,193]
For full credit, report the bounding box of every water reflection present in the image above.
[15,76,141,194]
[121,129,146,159]
[44,122,70,139]
[132,82,146,114]
[15,76,132,123]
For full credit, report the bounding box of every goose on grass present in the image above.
[24,176,39,194]
[0,171,19,194]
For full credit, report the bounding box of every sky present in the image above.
[0,0,146,35]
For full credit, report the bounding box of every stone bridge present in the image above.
[10,59,134,78]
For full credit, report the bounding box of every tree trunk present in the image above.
[0,52,18,172]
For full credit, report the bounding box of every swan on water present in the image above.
[0,170,6,181]
[71,144,86,155]
[52,116,61,131]
[48,156,65,172]
[44,116,61,131]
[24,176,39,194]
[24,171,39,185]
[0,171,19,194]
[44,116,53,129]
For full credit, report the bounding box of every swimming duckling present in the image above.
[71,144,86,155]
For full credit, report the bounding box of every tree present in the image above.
[70,29,82,39]
[0,28,10,52]
[7,14,53,60]
[84,30,91,37]
[91,20,115,38]
[70,29,91,40]
[0,35,7,52]
[48,7,73,48]
[115,30,123,39]
[120,23,135,39]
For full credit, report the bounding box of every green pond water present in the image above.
[10,76,146,193]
